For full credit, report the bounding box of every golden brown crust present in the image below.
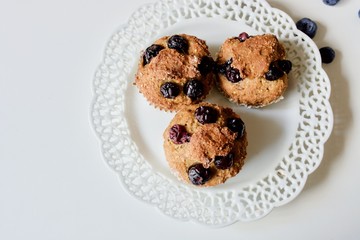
[163,102,248,187]
[190,124,236,165]
[134,34,214,112]
[216,34,289,107]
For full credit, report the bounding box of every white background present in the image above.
[1,0,359,239]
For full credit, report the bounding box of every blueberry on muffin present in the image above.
[163,102,248,187]
[135,34,215,111]
[216,33,292,107]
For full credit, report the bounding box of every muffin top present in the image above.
[163,102,248,187]
[217,34,286,78]
[216,33,292,107]
[135,34,215,112]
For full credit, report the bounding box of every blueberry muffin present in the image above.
[163,102,248,187]
[135,34,215,112]
[216,33,292,107]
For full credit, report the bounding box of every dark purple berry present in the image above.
[169,124,191,144]
[214,153,234,170]
[225,58,233,64]
[238,32,249,42]
[188,163,211,185]
[160,82,180,99]
[216,64,226,74]
[277,60,292,74]
[195,106,218,124]
[225,67,242,83]
[217,58,242,83]
[265,61,284,80]
[296,18,318,39]
[143,44,164,65]
[198,56,214,75]
[227,118,245,138]
[183,79,204,100]
[167,35,189,54]
[319,47,335,64]
[323,0,339,6]
[358,9,360,18]
[216,58,232,74]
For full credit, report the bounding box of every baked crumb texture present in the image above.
[163,102,248,187]
[135,34,215,112]
[216,34,290,107]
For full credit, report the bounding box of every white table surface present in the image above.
[1,0,359,239]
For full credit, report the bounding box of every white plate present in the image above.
[91,0,333,226]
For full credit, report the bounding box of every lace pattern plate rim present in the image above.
[91,0,333,226]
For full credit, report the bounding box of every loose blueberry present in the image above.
[323,0,339,6]
[319,47,335,64]
[296,18,318,39]
[265,61,284,80]
[277,60,292,74]
[358,9,360,18]
[195,106,218,124]
[143,44,164,65]
[188,163,211,185]
[183,79,204,100]
[214,153,234,170]
[167,35,189,54]
[160,82,180,99]
[198,56,215,75]
[227,118,245,138]
[169,124,191,144]
[238,32,250,42]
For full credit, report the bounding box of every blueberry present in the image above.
[198,56,215,75]
[188,163,211,185]
[225,66,242,83]
[265,67,284,80]
[358,9,360,18]
[265,61,285,80]
[319,47,335,64]
[167,35,189,54]
[214,153,234,170]
[169,124,191,144]
[160,82,180,99]
[216,58,232,74]
[323,0,339,6]
[237,32,250,42]
[216,64,226,74]
[277,60,292,74]
[183,79,204,100]
[217,58,242,83]
[296,18,318,39]
[143,44,164,65]
[227,118,245,138]
[195,106,218,124]
[264,60,292,80]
